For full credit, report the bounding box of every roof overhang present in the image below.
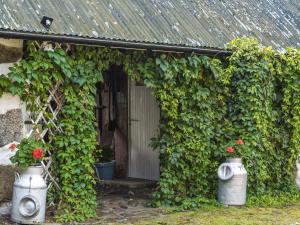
[0,29,231,57]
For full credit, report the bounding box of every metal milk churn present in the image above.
[217,158,247,206]
[11,165,47,224]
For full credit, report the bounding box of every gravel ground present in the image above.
[4,184,300,225]
[0,184,162,225]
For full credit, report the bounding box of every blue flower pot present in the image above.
[94,160,115,180]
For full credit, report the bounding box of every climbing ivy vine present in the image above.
[221,39,300,195]
[0,38,299,222]
[223,39,283,193]
[281,48,300,185]
[128,38,300,206]
[128,55,228,206]
[0,44,118,222]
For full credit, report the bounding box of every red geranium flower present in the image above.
[226,146,234,153]
[236,139,244,145]
[32,148,44,159]
[9,143,16,151]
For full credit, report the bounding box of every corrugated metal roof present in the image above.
[0,0,299,50]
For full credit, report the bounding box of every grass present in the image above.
[133,203,300,225]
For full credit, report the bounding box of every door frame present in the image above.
[127,78,132,177]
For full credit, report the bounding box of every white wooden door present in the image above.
[129,80,160,180]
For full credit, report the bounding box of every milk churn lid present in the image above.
[19,195,40,217]
[218,163,234,181]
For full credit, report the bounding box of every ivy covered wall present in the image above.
[0,38,299,222]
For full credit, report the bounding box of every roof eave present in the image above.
[0,30,231,57]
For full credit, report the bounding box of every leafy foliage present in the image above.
[221,38,282,193]
[0,44,112,222]
[93,144,103,162]
[127,38,300,207]
[221,38,300,194]
[11,137,46,169]
[94,146,114,163]
[0,38,299,221]
[128,55,228,205]
[247,184,300,208]
[223,138,246,158]
[281,48,300,182]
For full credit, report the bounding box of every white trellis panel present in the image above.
[24,79,64,190]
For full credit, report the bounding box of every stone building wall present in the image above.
[0,38,24,203]
[0,39,24,148]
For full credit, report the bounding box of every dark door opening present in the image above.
[96,65,128,178]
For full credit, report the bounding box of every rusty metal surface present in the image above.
[0,0,299,50]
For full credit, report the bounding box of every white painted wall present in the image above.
[0,39,23,114]
[0,93,21,114]
[0,38,22,48]
[0,142,18,165]
[0,62,14,74]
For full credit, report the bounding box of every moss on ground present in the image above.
[134,203,300,225]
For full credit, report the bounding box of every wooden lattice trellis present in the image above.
[25,80,64,190]
[24,41,72,191]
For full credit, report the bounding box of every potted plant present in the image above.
[9,137,48,224]
[225,138,244,160]
[11,137,46,169]
[217,138,248,206]
[93,145,115,180]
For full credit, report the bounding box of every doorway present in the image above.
[96,66,160,181]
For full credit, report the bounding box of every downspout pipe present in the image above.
[0,30,231,57]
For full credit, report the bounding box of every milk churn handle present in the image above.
[15,172,20,181]
[218,163,234,181]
